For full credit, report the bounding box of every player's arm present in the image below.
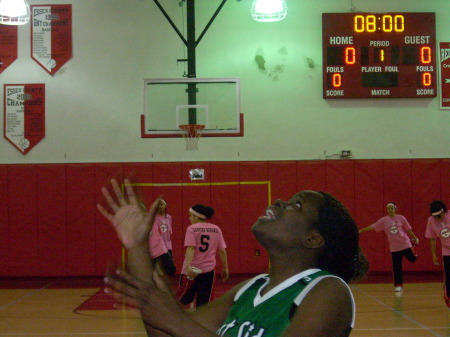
[407,229,419,244]
[183,246,196,278]
[105,269,247,336]
[218,248,229,281]
[281,277,353,337]
[358,224,374,234]
[430,238,439,265]
[186,280,245,332]
[154,288,238,337]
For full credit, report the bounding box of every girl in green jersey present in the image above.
[100,179,368,337]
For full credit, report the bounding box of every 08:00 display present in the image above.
[354,15,405,32]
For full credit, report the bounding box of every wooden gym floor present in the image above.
[0,273,449,337]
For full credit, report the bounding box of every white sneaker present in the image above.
[394,286,403,292]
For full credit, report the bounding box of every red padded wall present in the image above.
[325,160,355,215]
[123,162,154,209]
[1,159,448,277]
[238,162,270,273]
[210,162,241,273]
[354,160,387,271]
[383,160,413,217]
[37,165,67,276]
[8,165,39,276]
[94,164,124,274]
[411,160,442,271]
[0,166,9,275]
[442,159,450,204]
[297,161,326,192]
[66,164,96,275]
[269,161,298,202]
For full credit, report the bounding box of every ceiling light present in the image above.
[251,0,287,23]
[0,0,31,25]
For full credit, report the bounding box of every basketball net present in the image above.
[179,124,205,151]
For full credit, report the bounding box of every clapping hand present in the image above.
[105,268,184,334]
[97,178,161,249]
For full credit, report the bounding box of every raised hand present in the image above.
[97,178,160,249]
[105,268,183,334]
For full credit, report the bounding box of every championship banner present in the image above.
[31,5,72,75]
[439,42,450,109]
[4,84,45,155]
[0,25,18,75]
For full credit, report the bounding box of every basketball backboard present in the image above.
[141,78,243,138]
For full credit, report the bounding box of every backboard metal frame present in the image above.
[141,78,244,138]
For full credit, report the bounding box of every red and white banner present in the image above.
[3,84,45,155]
[31,5,72,75]
[439,42,450,109]
[0,25,18,75]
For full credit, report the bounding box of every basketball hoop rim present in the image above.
[179,124,205,131]
[179,124,204,151]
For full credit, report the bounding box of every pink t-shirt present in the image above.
[425,211,450,256]
[155,214,173,251]
[372,214,412,252]
[182,222,227,274]
[148,221,168,259]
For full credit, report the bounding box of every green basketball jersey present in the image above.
[217,269,349,337]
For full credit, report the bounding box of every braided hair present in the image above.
[312,192,369,283]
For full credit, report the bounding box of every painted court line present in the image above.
[0,281,53,311]
[352,285,443,337]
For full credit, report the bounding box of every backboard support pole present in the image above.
[152,0,229,125]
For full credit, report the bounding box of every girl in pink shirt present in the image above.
[148,199,176,275]
[154,199,173,253]
[359,202,419,292]
[425,200,450,307]
[176,204,229,307]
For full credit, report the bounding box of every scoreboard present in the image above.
[322,12,436,99]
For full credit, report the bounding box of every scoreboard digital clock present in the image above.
[322,12,436,99]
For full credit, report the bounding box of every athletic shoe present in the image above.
[394,286,403,292]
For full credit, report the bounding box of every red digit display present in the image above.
[345,47,356,64]
[323,12,436,99]
[422,72,432,86]
[333,73,342,87]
